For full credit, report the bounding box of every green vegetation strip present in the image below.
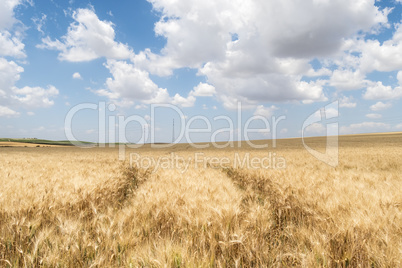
[0,138,94,146]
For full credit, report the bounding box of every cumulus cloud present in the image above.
[95,60,196,107]
[340,122,390,134]
[0,105,19,117]
[38,8,132,62]
[102,60,161,101]
[0,0,58,116]
[0,0,21,29]
[20,1,400,114]
[200,62,328,108]
[0,57,22,91]
[363,81,402,100]
[138,0,390,107]
[0,58,58,115]
[253,105,278,118]
[0,31,25,58]
[12,85,59,108]
[132,48,179,77]
[398,70,402,84]
[172,94,196,107]
[72,72,82,79]
[339,95,357,108]
[190,82,216,97]
[150,0,387,60]
[319,16,401,102]
[370,101,392,111]
[0,0,26,59]
[329,69,367,90]
[360,23,402,73]
[34,1,396,111]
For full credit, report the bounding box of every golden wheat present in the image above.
[0,133,401,267]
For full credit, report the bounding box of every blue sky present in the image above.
[0,0,402,143]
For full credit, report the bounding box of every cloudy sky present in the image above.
[0,0,401,143]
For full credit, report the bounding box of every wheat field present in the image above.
[0,133,401,267]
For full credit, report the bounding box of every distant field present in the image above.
[0,142,67,147]
[0,133,401,267]
[0,138,93,147]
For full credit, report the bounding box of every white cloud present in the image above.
[17,1,398,113]
[329,69,367,90]
[0,0,58,116]
[0,0,26,58]
[12,85,59,108]
[363,81,402,100]
[150,0,387,60]
[200,63,328,107]
[150,1,232,69]
[360,23,402,73]
[0,57,23,91]
[72,72,82,79]
[299,80,328,103]
[366,113,382,119]
[0,105,19,117]
[0,31,25,58]
[339,95,357,108]
[102,60,161,101]
[138,0,389,106]
[398,70,402,84]
[340,122,390,134]
[38,8,132,62]
[370,101,392,111]
[325,107,340,119]
[305,67,332,77]
[0,58,59,113]
[330,40,363,70]
[0,0,21,29]
[142,88,171,104]
[172,93,196,107]
[97,60,195,107]
[190,82,216,97]
[253,105,278,118]
[132,48,179,77]
[323,18,402,97]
